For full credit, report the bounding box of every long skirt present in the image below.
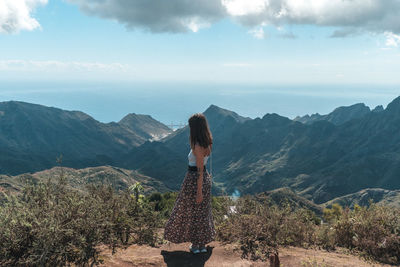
[163,168,215,245]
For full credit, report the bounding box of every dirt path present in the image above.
[278,247,391,267]
[98,241,391,267]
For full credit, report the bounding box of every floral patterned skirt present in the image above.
[163,168,215,245]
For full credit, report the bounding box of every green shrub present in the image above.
[146,191,178,222]
[323,203,343,223]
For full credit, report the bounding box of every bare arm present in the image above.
[193,144,205,203]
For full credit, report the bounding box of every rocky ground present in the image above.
[98,241,391,267]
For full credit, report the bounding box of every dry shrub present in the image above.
[314,225,336,251]
[0,177,159,266]
[217,196,400,265]
[216,195,318,261]
[332,203,400,264]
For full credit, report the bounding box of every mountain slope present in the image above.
[0,165,168,199]
[294,103,371,125]
[256,187,323,215]
[323,188,400,209]
[0,101,170,175]
[214,97,400,203]
[3,97,400,205]
[119,105,251,191]
[121,97,400,204]
[119,113,172,141]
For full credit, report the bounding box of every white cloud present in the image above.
[223,0,400,35]
[0,0,47,34]
[3,0,398,43]
[384,32,400,47]
[0,60,132,72]
[67,0,400,43]
[68,0,226,33]
[276,26,296,39]
[221,0,267,16]
[248,27,265,39]
[186,17,211,33]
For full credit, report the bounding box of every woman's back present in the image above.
[188,148,209,166]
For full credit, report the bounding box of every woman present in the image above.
[163,113,215,254]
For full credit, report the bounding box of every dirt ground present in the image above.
[98,241,392,267]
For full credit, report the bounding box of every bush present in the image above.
[0,175,159,266]
[2,172,399,266]
[211,195,233,226]
[216,195,318,261]
[323,203,343,223]
[333,203,400,264]
[146,191,178,222]
[315,224,336,251]
[216,196,400,265]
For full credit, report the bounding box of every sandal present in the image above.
[199,246,207,253]
[189,244,200,254]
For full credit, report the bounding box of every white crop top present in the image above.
[188,148,209,167]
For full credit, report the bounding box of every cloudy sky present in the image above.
[0,0,400,85]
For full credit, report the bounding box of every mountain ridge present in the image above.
[294,103,371,125]
[323,188,400,208]
[2,97,400,205]
[123,96,400,204]
[119,113,172,141]
[0,165,168,200]
[0,100,171,175]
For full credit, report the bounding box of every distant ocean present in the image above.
[0,81,399,127]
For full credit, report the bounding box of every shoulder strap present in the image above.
[210,150,212,176]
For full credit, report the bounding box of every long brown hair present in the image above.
[188,113,213,149]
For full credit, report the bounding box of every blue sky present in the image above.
[1,0,400,84]
[0,0,400,123]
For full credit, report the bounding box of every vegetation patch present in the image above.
[0,173,159,266]
[1,174,399,266]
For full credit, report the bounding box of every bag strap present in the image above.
[210,150,212,177]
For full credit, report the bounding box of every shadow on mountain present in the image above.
[161,246,213,267]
